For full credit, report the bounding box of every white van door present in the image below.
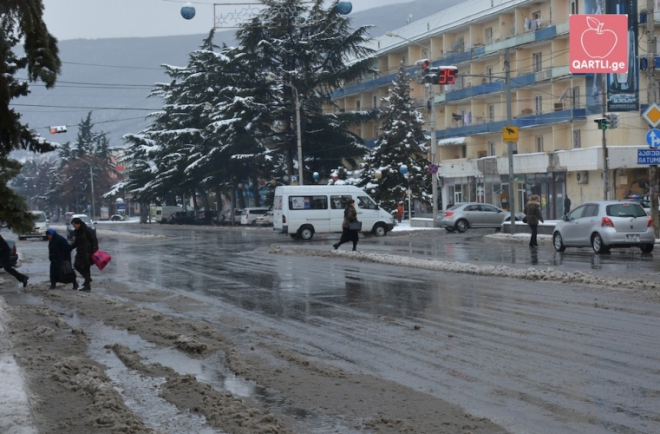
[329,194,353,232]
[356,195,381,231]
[287,193,331,235]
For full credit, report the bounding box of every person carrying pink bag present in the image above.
[69,217,98,291]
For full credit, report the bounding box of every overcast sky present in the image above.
[42,0,408,41]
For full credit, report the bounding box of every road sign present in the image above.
[502,126,518,142]
[428,164,439,174]
[569,15,628,73]
[646,129,660,148]
[642,104,660,128]
[638,149,660,164]
[291,175,297,183]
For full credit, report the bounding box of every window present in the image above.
[488,104,495,122]
[567,206,585,221]
[464,204,480,212]
[357,196,378,210]
[373,124,379,138]
[373,95,377,108]
[461,145,467,158]
[536,136,544,152]
[535,95,543,114]
[532,11,541,20]
[482,205,499,213]
[289,196,328,210]
[489,141,496,156]
[533,52,542,72]
[573,130,581,148]
[570,0,578,14]
[486,66,493,82]
[330,195,352,209]
[485,27,493,45]
[355,100,360,110]
[571,86,580,109]
[584,205,599,217]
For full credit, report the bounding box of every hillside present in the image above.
[14,0,462,151]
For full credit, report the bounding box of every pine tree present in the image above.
[0,0,61,232]
[357,63,431,213]
[236,0,377,183]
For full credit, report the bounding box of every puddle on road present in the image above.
[54,306,357,433]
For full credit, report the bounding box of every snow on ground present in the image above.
[0,298,37,434]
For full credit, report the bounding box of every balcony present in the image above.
[434,108,587,140]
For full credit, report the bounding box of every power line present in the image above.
[12,103,157,111]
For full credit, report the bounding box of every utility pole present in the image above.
[505,49,516,234]
[601,74,609,200]
[648,0,659,236]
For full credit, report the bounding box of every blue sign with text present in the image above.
[638,149,660,164]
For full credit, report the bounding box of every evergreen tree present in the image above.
[358,63,431,212]
[236,0,377,183]
[0,0,61,232]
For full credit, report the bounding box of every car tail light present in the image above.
[649,217,654,228]
[12,245,17,255]
[443,212,454,217]
[601,217,614,228]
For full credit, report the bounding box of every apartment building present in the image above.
[331,0,656,219]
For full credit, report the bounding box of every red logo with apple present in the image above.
[569,14,628,73]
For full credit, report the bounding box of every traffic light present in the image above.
[594,118,609,130]
[606,113,620,129]
[424,66,458,85]
[50,126,67,134]
[415,59,431,82]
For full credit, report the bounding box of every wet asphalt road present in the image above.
[10,223,660,433]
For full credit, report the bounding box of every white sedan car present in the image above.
[255,211,274,226]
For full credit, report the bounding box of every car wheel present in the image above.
[591,233,610,254]
[372,223,387,237]
[298,225,314,241]
[455,219,469,233]
[18,236,25,241]
[553,232,566,252]
[251,220,257,226]
[640,243,654,253]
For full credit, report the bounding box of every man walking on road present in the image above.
[0,235,28,287]
[564,195,571,215]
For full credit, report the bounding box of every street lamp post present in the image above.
[76,157,95,221]
[387,32,438,224]
[284,82,304,185]
[399,165,411,221]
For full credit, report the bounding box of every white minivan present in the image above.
[273,185,395,240]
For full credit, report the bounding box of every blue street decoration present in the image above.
[181,2,196,20]
[337,1,352,15]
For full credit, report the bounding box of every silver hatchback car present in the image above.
[552,201,655,254]
[437,202,524,232]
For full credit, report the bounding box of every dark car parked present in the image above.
[168,211,197,225]
[195,210,219,225]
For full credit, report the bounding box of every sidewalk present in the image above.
[0,293,37,433]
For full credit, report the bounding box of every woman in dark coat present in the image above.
[333,199,359,251]
[69,217,98,291]
[47,228,77,290]
[524,194,544,248]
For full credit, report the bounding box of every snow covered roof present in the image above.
[437,137,466,147]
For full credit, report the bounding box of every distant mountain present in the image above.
[14,0,461,153]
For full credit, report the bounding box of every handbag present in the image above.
[59,260,76,283]
[522,216,528,224]
[91,250,112,271]
[348,221,362,231]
